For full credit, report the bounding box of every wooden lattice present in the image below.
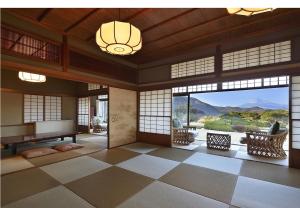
[246,130,288,158]
[207,133,231,151]
[173,128,190,145]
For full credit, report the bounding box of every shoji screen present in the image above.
[292,76,300,149]
[45,96,62,121]
[24,94,44,123]
[78,97,89,126]
[139,89,172,135]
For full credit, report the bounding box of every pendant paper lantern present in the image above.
[96,21,142,55]
[18,71,46,83]
[227,8,275,16]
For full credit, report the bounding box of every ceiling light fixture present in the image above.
[18,71,46,83]
[95,9,142,55]
[227,8,276,16]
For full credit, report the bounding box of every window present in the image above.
[98,94,108,99]
[24,94,44,123]
[171,56,214,79]
[139,89,171,135]
[45,96,61,121]
[223,40,291,71]
[222,76,289,90]
[88,83,108,91]
[188,83,217,93]
[78,97,89,126]
[222,79,262,90]
[292,76,300,149]
[172,83,217,94]
[88,83,100,91]
[263,76,289,86]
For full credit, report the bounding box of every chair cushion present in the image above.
[268,121,280,135]
[21,147,58,159]
[54,143,83,152]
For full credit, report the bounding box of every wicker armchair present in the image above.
[245,130,288,158]
[173,128,196,145]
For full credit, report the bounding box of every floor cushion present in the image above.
[54,143,83,152]
[21,147,58,159]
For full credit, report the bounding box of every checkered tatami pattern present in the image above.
[2,142,300,208]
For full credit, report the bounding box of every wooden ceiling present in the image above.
[4,8,300,65]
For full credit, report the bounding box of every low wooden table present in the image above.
[1,131,77,154]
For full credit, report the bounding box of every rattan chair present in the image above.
[245,130,288,158]
[207,133,231,151]
[173,128,195,145]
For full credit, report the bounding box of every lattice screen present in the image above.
[45,96,62,121]
[1,26,60,63]
[171,56,214,79]
[24,94,44,123]
[292,76,300,149]
[139,89,171,135]
[223,40,291,71]
[78,97,89,126]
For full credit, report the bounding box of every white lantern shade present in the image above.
[96,21,142,55]
[18,71,46,83]
[227,8,275,16]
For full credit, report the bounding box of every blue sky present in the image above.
[191,87,288,107]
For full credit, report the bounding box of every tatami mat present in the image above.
[121,142,159,154]
[184,152,242,175]
[231,176,300,208]
[117,154,179,179]
[240,160,300,188]
[3,185,95,208]
[1,168,60,206]
[160,163,238,204]
[28,150,81,167]
[66,166,153,208]
[147,147,194,162]
[40,156,111,184]
[118,181,229,208]
[1,156,34,175]
[89,148,140,165]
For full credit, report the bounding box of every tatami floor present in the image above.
[2,140,300,208]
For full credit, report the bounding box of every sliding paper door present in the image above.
[109,87,137,148]
[291,75,300,168]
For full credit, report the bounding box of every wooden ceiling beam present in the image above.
[143,14,228,46]
[123,8,152,22]
[37,8,52,22]
[142,8,197,33]
[64,9,99,33]
[140,10,296,57]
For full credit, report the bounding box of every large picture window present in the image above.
[139,89,171,135]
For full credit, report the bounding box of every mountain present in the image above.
[173,97,220,118]
[215,106,266,114]
[239,98,288,110]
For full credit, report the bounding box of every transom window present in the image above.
[171,56,214,79]
[223,40,291,71]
